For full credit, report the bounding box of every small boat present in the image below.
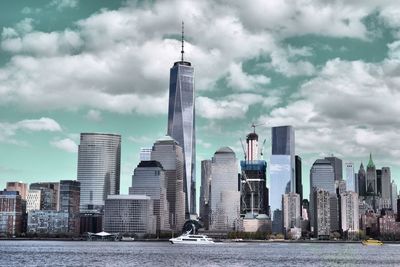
[121,237,135,241]
[169,233,214,244]
[362,239,383,246]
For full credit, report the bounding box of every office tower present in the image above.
[210,147,240,231]
[270,125,295,233]
[282,193,301,233]
[330,194,339,232]
[6,182,28,200]
[246,131,259,161]
[376,169,382,196]
[129,161,170,232]
[310,160,335,193]
[30,182,60,210]
[59,180,80,235]
[391,181,398,213]
[167,25,196,214]
[358,163,366,196]
[366,154,377,196]
[200,160,212,230]
[0,191,22,236]
[295,155,303,214]
[150,136,185,231]
[104,195,155,235]
[340,191,359,237]
[309,159,335,232]
[26,190,42,211]
[381,167,391,204]
[139,148,152,161]
[77,133,121,212]
[27,211,69,234]
[313,188,331,239]
[325,156,343,181]
[345,163,355,192]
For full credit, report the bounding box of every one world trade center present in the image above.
[167,22,196,216]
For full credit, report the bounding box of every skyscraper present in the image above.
[381,167,391,204]
[295,155,303,213]
[270,125,295,233]
[210,147,240,231]
[282,193,301,233]
[313,188,331,239]
[77,133,121,212]
[325,156,343,181]
[150,136,185,231]
[358,163,366,196]
[200,160,212,230]
[340,191,359,237]
[366,154,377,196]
[309,159,335,232]
[129,160,170,233]
[345,162,355,192]
[391,180,398,213]
[167,24,196,214]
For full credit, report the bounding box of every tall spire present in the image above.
[367,153,375,168]
[181,21,184,62]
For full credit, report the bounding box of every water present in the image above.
[1,241,400,266]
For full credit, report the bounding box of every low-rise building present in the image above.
[27,210,69,234]
[104,195,155,236]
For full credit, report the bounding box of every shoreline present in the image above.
[1,238,400,244]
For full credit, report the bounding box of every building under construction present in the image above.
[240,127,269,217]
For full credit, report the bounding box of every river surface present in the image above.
[1,240,400,266]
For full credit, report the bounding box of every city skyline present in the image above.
[1,0,400,207]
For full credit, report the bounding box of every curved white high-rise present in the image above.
[77,133,121,212]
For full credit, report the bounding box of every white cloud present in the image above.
[0,117,62,144]
[50,138,78,153]
[17,117,62,132]
[227,62,270,91]
[197,93,265,119]
[49,0,78,11]
[259,54,400,165]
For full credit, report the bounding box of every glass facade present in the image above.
[167,61,196,214]
[270,126,295,234]
[77,133,121,212]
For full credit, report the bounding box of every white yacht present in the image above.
[169,233,214,244]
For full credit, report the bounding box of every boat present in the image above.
[362,239,383,246]
[121,237,135,241]
[169,233,214,244]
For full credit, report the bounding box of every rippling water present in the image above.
[1,240,400,266]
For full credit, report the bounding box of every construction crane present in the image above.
[240,138,255,216]
[251,122,266,133]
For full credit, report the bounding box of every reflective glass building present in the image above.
[77,133,121,212]
[270,126,295,233]
[167,59,196,214]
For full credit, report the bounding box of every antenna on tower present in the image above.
[181,21,184,62]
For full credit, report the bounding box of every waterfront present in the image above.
[1,241,400,266]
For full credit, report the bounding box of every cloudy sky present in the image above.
[1,0,400,200]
